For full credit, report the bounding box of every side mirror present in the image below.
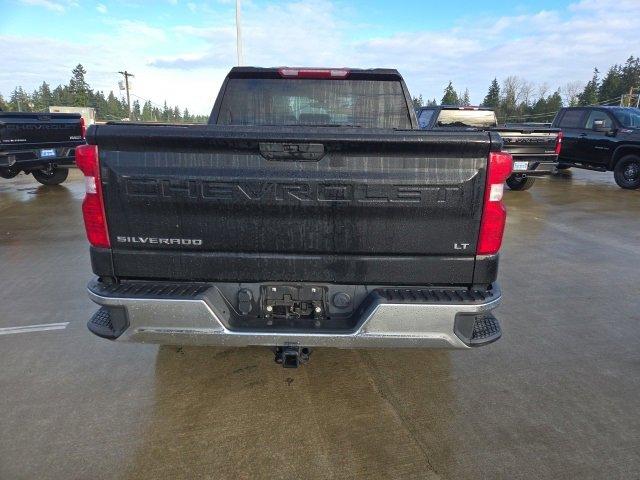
[592,120,610,133]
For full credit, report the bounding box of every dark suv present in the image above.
[551,106,640,189]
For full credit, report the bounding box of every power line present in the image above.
[130,93,165,110]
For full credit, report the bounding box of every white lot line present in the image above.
[0,322,69,336]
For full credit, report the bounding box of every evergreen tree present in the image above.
[183,108,190,122]
[9,87,31,111]
[40,82,53,109]
[106,91,122,119]
[577,68,600,106]
[132,100,141,121]
[598,65,623,104]
[162,101,170,122]
[51,85,65,105]
[620,56,640,96]
[460,88,470,106]
[69,64,90,107]
[482,78,500,109]
[441,81,459,105]
[0,93,6,110]
[529,90,563,123]
[142,100,154,121]
[546,91,563,115]
[426,98,438,106]
[412,94,423,109]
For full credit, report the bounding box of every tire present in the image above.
[613,155,640,190]
[0,167,20,179]
[506,175,536,191]
[32,167,69,186]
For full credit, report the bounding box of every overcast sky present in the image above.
[1,0,639,114]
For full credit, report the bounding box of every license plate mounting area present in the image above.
[262,285,326,320]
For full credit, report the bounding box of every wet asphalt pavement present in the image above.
[1,168,639,479]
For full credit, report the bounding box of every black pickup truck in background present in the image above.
[417,106,561,191]
[551,106,640,189]
[79,67,513,367]
[0,111,85,185]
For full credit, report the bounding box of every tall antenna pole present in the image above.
[236,0,244,65]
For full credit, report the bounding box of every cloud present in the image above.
[3,0,640,114]
[146,0,640,107]
[18,0,69,12]
[115,20,167,43]
[96,3,107,14]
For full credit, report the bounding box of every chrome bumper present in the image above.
[87,282,502,349]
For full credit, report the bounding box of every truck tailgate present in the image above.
[90,124,497,285]
[0,112,83,148]
[493,127,560,156]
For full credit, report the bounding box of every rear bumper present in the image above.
[86,279,503,349]
[511,156,558,176]
[0,148,76,169]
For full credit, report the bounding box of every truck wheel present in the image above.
[506,175,536,191]
[0,167,20,179]
[32,167,69,186]
[613,155,640,189]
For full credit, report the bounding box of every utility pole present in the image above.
[236,0,244,65]
[118,70,134,116]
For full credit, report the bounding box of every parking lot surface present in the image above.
[1,169,639,479]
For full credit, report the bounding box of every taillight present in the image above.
[277,68,350,79]
[477,152,513,255]
[555,131,563,155]
[80,117,86,139]
[75,144,110,248]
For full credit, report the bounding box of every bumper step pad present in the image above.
[468,314,502,346]
[87,306,129,340]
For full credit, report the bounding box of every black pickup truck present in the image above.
[551,106,640,189]
[417,106,561,191]
[79,67,512,367]
[0,111,85,185]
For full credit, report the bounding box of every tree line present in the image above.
[413,55,640,123]
[0,64,208,123]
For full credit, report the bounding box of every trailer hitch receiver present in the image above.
[274,346,311,368]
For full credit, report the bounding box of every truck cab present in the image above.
[552,106,640,189]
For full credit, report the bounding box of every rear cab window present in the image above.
[558,109,586,128]
[216,78,412,129]
[435,109,497,128]
[417,109,435,128]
